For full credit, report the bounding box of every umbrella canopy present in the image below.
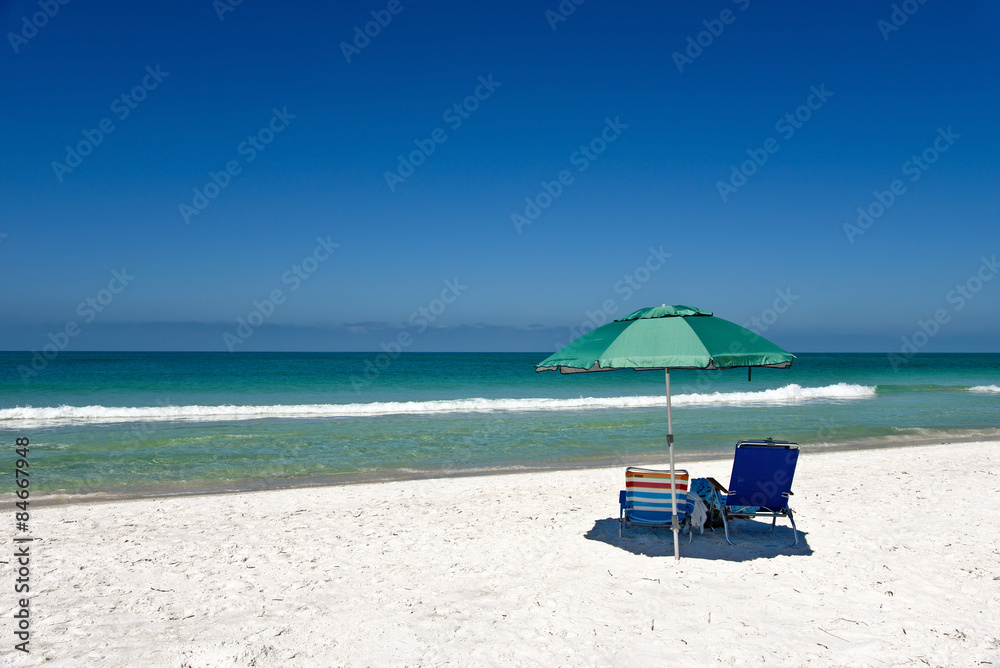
[536,305,793,373]
[536,305,794,560]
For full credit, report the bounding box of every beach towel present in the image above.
[688,493,708,533]
[690,478,725,528]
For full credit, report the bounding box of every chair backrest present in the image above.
[625,467,691,519]
[725,440,798,509]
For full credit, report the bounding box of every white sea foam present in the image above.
[670,381,875,405]
[969,385,1000,393]
[0,383,876,425]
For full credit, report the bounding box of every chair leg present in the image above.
[787,509,798,547]
[721,511,735,546]
[770,515,777,532]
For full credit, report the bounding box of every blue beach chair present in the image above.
[707,439,800,546]
[618,467,695,540]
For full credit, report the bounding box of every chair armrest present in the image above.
[706,477,729,494]
[619,490,626,508]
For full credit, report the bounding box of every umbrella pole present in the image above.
[666,369,679,561]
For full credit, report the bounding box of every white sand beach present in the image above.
[7,441,1000,667]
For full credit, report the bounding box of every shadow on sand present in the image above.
[584,517,814,561]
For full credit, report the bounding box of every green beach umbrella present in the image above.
[536,305,794,560]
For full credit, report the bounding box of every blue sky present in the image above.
[1,0,998,353]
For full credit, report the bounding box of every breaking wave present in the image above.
[0,383,876,425]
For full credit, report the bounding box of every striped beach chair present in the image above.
[618,467,694,540]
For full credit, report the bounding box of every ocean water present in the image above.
[1,352,998,498]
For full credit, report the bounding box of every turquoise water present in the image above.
[1,352,998,497]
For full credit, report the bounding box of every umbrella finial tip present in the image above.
[661,304,666,307]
